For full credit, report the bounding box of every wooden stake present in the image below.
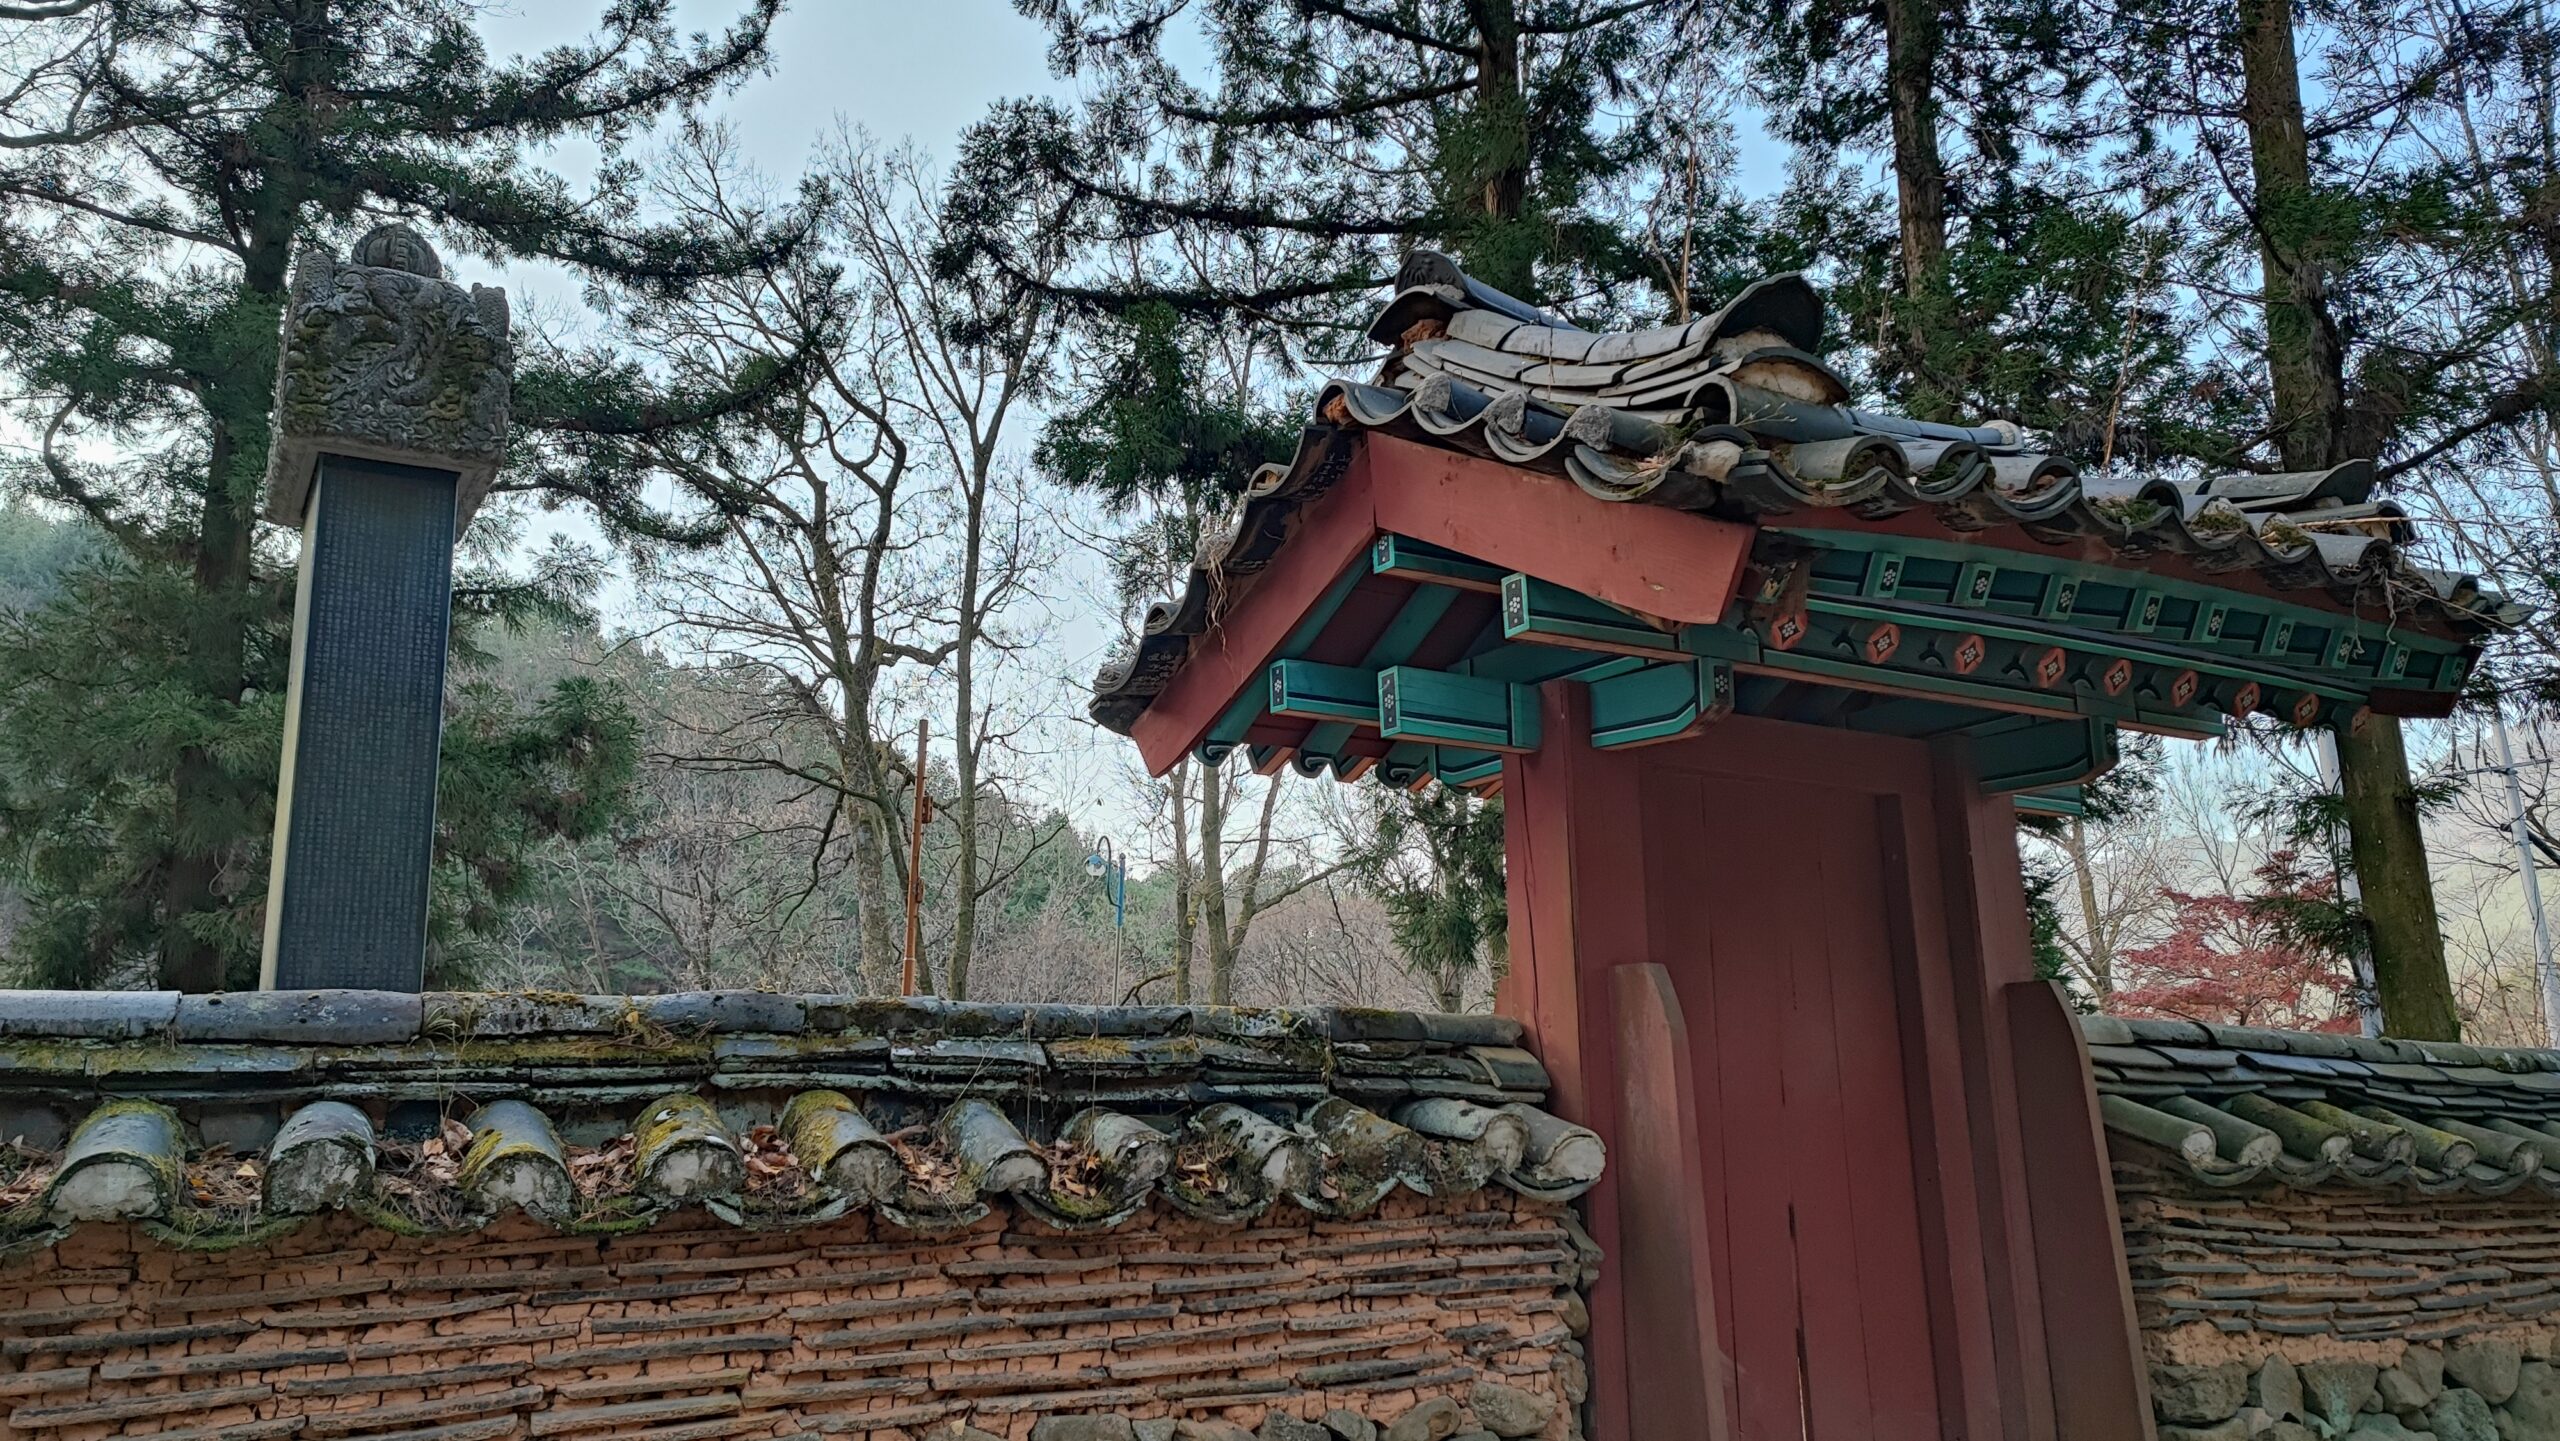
[901,718,930,997]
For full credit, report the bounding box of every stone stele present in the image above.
[263,222,512,529]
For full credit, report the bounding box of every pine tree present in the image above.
[943,1,1710,322]
[0,0,800,989]
[2083,0,2544,1039]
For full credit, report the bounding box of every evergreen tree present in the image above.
[1346,785,1506,1011]
[0,0,801,989]
[2082,0,2543,1039]
[943,0,1711,323]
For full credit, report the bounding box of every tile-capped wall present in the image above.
[2117,1154,2560,1441]
[0,1191,1591,1441]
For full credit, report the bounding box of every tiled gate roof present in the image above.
[1093,251,2510,734]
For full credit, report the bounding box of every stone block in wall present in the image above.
[2161,1421,2250,1441]
[2507,1362,2560,1441]
[2306,1363,2382,1433]
[2451,1342,2525,1404]
[2422,1388,2496,1441]
[2408,1348,2449,1402]
[2157,1363,2252,1426]
[2381,1368,2435,1415]
[1384,1398,1463,1441]
[1467,1382,1555,1438]
[2255,1357,2306,1424]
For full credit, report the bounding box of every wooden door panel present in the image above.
[1645,762,1948,1441]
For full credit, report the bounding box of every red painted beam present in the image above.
[1367,434,1753,626]
[1128,456,1385,775]
[1130,436,1756,774]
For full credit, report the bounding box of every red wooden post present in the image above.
[1500,684,1646,1441]
[1608,963,1734,1441]
[1927,742,2066,1441]
[2008,979,2157,1441]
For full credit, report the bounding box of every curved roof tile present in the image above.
[2084,1014,2560,1196]
[0,990,1602,1252]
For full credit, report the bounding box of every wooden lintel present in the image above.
[1268,659,1383,727]
[1373,533,1505,592]
[1970,717,2120,795]
[1587,660,1734,750]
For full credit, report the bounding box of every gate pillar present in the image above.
[1500,687,2151,1441]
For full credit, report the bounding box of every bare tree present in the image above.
[610,131,955,990]
[827,134,1062,999]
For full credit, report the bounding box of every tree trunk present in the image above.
[164,246,288,992]
[1171,758,1196,1004]
[945,476,987,1001]
[1883,0,1948,295]
[847,795,900,995]
[1882,0,1953,420]
[2238,0,2349,471]
[2237,0,2455,1036]
[1463,0,1531,292]
[1200,762,1237,1004]
[2064,817,2114,1000]
[2337,716,2461,1039]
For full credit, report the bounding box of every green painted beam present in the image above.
[1969,716,2119,795]
[1379,666,1541,752]
[1788,528,2469,678]
[1292,581,1464,776]
[1373,533,1505,592]
[1501,573,1690,661]
[2014,787,2087,817]
[1268,660,1382,726]
[1588,660,1734,749]
[1801,594,2364,705]
[1431,747,1505,787]
[1198,561,1371,762]
[1464,647,1648,687]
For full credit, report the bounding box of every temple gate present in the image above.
[1090,252,2506,1439]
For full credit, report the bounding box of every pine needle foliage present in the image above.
[0,0,805,989]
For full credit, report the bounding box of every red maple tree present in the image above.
[2109,852,2361,1031]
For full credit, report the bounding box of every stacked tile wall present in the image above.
[0,1190,1590,1441]
[2117,1155,2560,1441]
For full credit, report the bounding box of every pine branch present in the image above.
[1290,0,1476,55]
[1163,77,1474,128]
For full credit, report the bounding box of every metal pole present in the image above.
[2314,730,2386,1037]
[2493,707,2560,1045]
[901,718,930,998]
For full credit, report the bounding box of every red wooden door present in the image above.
[1639,762,1946,1440]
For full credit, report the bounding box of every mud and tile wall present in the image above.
[0,1191,1591,1441]
[2117,1156,2560,1441]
